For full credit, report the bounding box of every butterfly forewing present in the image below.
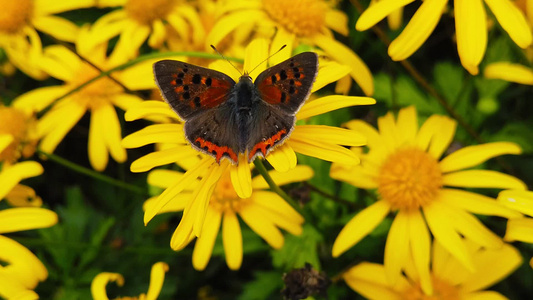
[153,60,236,120]
[254,52,318,115]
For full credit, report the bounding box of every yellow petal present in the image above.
[462,291,508,300]
[124,100,179,121]
[0,134,14,153]
[389,0,448,61]
[122,124,186,148]
[440,142,522,173]
[343,119,381,149]
[427,116,456,159]
[146,262,169,300]
[292,125,366,146]
[252,191,304,224]
[356,0,414,31]
[223,211,243,270]
[0,235,48,286]
[192,208,222,271]
[448,205,503,249]
[396,106,418,145]
[130,146,199,173]
[384,210,409,286]
[245,38,268,78]
[34,0,94,15]
[407,210,432,295]
[387,7,404,30]
[230,157,252,199]
[251,165,314,190]
[484,62,533,85]
[32,15,79,42]
[89,109,108,172]
[148,19,166,49]
[0,162,44,201]
[266,144,297,172]
[423,201,475,271]
[455,0,487,75]
[498,190,533,216]
[460,244,522,293]
[91,272,124,300]
[98,103,127,163]
[143,194,191,214]
[240,204,284,249]
[330,163,378,189]
[504,217,533,242]
[110,94,145,113]
[5,184,42,207]
[175,5,206,47]
[415,115,446,151]
[0,273,37,300]
[147,169,184,189]
[332,200,391,257]
[440,188,521,219]
[38,45,78,81]
[260,204,303,236]
[13,86,68,112]
[312,61,352,93]
[144,158,212,225]
[269,28,294,66]
[343,263,404,300]
[206,10,266,48]
[313,34,374,95]
[38,102,86,154]
[485,0,532,48]
[108,23,150,66]
[287,137,360,165]
[443,170,527,190]
[297,95,375,120]
[0,208,57,234]
[326,9,349,35]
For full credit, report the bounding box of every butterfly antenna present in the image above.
[247,45,287,76]
[210,45,243,76]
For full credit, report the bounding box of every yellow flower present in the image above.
[484,62,533,85]
[356,0,533,75]
[0,106,42,207]
[343,240,522,299]
[0,207,58,299]
[13,26,156,171]
[88,0,209,61]
[0,0,94,79]
[498,190,533,268]
[122,38,374,244]
[330,106,525,294]
[144,165,312,270]
[207,0,374,95]
[91,262,169,300]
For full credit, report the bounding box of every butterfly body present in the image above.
[153,52,318,164]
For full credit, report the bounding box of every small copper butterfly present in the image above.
[153,52,318,164]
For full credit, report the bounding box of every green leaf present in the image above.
[272,224,323,270]
[238,271,283,300]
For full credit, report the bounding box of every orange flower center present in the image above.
[377,147,443,210]
[0,106,37,163]
[210,174,248,213]
[262,0,327,37]
[401,276,459,299]
[125,0,177,25]
[69,64,123,110]
[0,0,33,33]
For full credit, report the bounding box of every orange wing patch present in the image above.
[195,137,238,164]
[248,129,288,160]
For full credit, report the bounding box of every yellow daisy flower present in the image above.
[122,38,375,245]
[12,27,157,171]
[91,262,169,300]
[356,0,533,75]
[207,0,374,95]
[343,240,522,299]
[0,207,58,299]
[498,190,533,268]
[484,62,533,85]
[144,165,312,270]
[0,0,94,79]
[89,0,208,62]
[0,105,42,207]
[330,106,526,294]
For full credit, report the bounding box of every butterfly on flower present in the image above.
[153,52,318,164]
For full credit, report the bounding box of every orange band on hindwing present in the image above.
[248,129,288,160]
[195,137,238,163]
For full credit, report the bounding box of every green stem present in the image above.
[253,159,303,214]
[37,150,146,195]
[47,51,244,111]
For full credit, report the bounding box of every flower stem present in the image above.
[253,159,303,214]
[37,149,147,195]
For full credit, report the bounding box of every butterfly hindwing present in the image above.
[153,60,236,120]
[255,52,318,115]
[246,101,295,161]
[184,104,241,164]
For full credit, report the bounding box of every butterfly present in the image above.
[153,52,318,165]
